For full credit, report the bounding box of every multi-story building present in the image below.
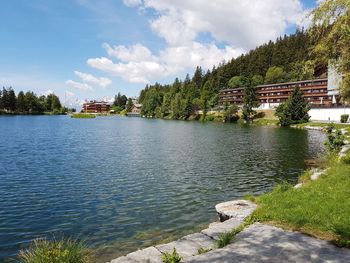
[82,101,111,113]
[219,77,341,109]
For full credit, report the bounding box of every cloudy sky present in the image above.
[0,0,318,107]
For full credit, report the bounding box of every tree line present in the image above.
[0,87,72,114]
[138,29,321,120]
[113,92,134,113]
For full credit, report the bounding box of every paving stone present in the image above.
[201,218,242,240]
[126,247,163,263]
[110,256,138,263]
[187,223,350,263]
[156,233,215,259]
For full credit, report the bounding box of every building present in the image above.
[127,103,142,117]
[219,78,342,109]
[82,101,111,113]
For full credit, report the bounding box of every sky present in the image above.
[0,0,319,108]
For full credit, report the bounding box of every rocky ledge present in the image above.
[108,200,256,263]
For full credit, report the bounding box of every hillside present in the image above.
[139,29,323,119]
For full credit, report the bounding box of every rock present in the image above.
[215,200,257,222]
[201,218,242,240]
[156,233,215,259]
[109,247,163,263]
[294,183,303,189]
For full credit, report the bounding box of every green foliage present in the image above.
[275,87,310,126]
[264,66,286,84]
[114,92,127,109]
[224,105,239,122]
[126,98,134,112]
[311,0,350,100]
[242,83,260,123]
[18,238,92,263]
[137,29,313,121]
[325,123,345,152]
[161,248,182,263]
[340,114,349,123]
[0,87,67,114]
[71,113,96,118]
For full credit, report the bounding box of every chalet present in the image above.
[82,101,111,113]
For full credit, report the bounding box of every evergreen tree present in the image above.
[242,82,260,123]
[8,88,16,111]
[275,87,310,126]
[192,66,203,89]
[126,98,134,112]
[17,91,26,112]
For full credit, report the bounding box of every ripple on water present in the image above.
[0,116,325,262]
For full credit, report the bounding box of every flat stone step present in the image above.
[156,233,215,259]
[215,200,257,222]
[201,218,242,240]
[187,223,350,263]
[110,247,163,263]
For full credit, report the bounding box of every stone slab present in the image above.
[126,247,163,263]
[156,233,215,259]
[215,200,257,222]
[201,218,242,240]
[187,223,350,263]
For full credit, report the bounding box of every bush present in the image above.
[341,114,349,123]
[224,105,240,123]
[325,124,345,152]
[161,248,182,263]
[275,87,310,126]
[19,238,92,263]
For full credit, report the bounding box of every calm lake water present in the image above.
[0,116,325,262]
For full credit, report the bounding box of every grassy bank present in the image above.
[71,113,96,119]
[249,149,350,247]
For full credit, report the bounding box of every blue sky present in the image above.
[0,0,318,107]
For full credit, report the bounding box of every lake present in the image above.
[0,116,325,262]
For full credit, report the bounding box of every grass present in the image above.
[197,247,211,254]
[251,161,350,247]
[71,113,96,118]
[18,238,92,263]
[161,248,182,263]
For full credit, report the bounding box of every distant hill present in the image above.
[138,29,324,119]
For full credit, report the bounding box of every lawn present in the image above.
[251,160,350,247]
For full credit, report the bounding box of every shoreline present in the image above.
[106,123,350,262]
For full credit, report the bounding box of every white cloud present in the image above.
[66,80,93,91]
[87,0,309,84]
[74,71,112,88]
[122,0,142,7]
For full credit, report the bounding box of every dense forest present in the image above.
[138,29,323,119]
[0,87,73,114]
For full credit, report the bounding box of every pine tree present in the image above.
[17,91,26,112]
[275,87,310,126]
[242,82,260,123]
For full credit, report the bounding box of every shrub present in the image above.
[325,124,345,152]
[18,238,92,263]
[224,105,239,123]
[161,248,182,263]
[341,114,349,123]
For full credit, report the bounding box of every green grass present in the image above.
[197,247,211,254]
[71,113,96,118]
[18,238,92,263]
[252,163,350,247]
[161,248,182,263]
